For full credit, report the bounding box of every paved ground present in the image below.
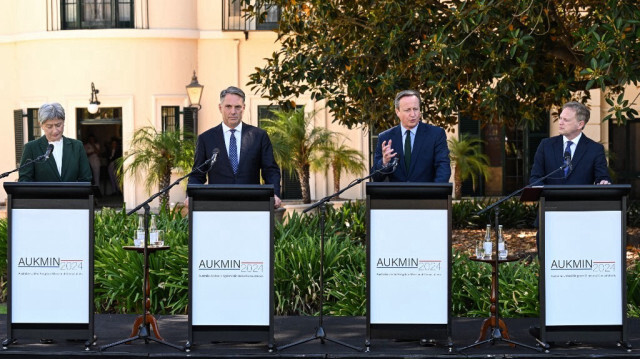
[0,315,638,358]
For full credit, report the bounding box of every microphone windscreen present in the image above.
[45,144,54,158]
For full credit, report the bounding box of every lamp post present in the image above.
[185,71,204,135]
[88,82,101,114]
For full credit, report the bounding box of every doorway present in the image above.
[76,107,124,208]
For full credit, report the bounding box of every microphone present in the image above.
[388,157,399,170]
[45,144,54,159]
[382,157,399,173]
[37,144,54,162]
[207,148,220,169]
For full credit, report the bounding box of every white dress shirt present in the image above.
[221,122,242,163]
[49,138,63,176]
[563,132,582,159]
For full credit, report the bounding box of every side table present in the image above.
[470,255,520,345]
[122,245,170,342]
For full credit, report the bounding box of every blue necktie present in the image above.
[229,129,238,174]
[563,140,572,178]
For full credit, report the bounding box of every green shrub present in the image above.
[273,207,366,316]
[452,197,537,229]
[93,205,189,314]
[451,251,491,315]
[326,200,367,245]
[627,261,640,317]
[452,198,488,229]
[628,201,640,228]
[451,252,539,317]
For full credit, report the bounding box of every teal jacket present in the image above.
[18,136,93,182]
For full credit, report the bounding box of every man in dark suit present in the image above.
[19,103,92,182]
[188,86,282,207]
[527,101,611,342]
[529,101,611,185]
[371,90,451,182]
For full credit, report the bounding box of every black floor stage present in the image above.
[0,315,638,358]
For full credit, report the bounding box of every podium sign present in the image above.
[191,211,270,325]
[366,182,452,346]
[11,209,89,323]
[539,185,630,344]
[187,185,274,348]
[369,209,448,324]
[3,182,95,346]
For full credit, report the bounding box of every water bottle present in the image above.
[498,225,508,260]
[135,214,145,247]
[149,215,158,246]
[483,224,492,260]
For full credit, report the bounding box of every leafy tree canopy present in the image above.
[244,0,640,131]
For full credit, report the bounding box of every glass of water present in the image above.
[155,230,165,247]
[475,240,484,259]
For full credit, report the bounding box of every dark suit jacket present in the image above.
[188,123,281,197]
[371,122,451,182]
[529,134,611,185]
[18,136,92,182]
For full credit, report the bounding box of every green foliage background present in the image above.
[1,199,640,316]
[245,0,640,131]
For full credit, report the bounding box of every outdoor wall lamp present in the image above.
[88,82,101,114]
[186,71,204,109]
[185,71,204,135]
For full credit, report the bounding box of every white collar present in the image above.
[563,132,582,145]
[222,122,243,133]
[401,123,419,135]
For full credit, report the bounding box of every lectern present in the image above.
[365,182,452,350]
[186,184,275,351]
[538,184,631,348]
[2,182,95,349]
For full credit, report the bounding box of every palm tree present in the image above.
[448,134,491,199]
[326,139,366,197]
[117,127,195,205]
[261,109,334,204]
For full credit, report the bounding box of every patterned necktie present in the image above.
[404,130,411,171]
[229,129,238,174]
[563,140,573,177]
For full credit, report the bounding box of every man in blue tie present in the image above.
[527,102,612,343]
[529,101,611,186]
[371,90,451,183]
[189,86,282,207]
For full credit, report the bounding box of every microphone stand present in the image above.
[0,153,50,179]
[100,158,216,352]
[456,164,567,353]
[277,160,398,352]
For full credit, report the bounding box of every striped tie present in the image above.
[563,140,572,178]
[229,129,238,174]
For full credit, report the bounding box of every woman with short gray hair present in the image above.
[18,102,92,182]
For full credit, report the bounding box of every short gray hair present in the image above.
[38,103,65,124]
[394,90,421,109]
[562,101,590,124]
[220,86,246,103]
